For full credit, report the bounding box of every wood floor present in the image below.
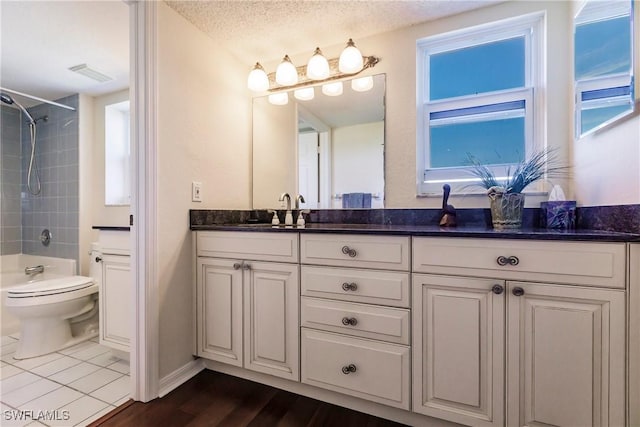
[90,370,408,427]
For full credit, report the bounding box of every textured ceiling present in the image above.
[165,0,503,63]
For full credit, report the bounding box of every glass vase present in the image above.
[489,193,525,229]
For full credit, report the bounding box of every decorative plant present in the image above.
[466,148,568,195]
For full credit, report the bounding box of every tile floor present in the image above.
[1,334,129,427]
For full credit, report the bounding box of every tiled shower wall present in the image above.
[0,105,23,254]
[20,94,80,267]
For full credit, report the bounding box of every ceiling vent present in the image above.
[68,64,113,83]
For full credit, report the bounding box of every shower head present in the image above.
[0,92,35,124]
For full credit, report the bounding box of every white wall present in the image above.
[156,2,251,378]
[332,121,384,208]
[78,94,93,276]
[92,89,130,228]
[260,1,573,208]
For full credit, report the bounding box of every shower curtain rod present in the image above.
[0,87,76,111]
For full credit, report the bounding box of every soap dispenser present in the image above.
[270,210,280,226]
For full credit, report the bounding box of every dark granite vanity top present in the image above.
[190,222,639,242]
[92,226,131,231]
[190,209,640,242]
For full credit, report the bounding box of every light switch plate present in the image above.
[192,181,202,202]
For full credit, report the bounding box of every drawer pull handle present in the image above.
[341,282,358,292]
[496,255,520,266]
[512,287,525,297]
[491,284,504,295]
[341,246,357,258]
[233,262,242,270]
[341,364,357,374]
[341,317,358,326]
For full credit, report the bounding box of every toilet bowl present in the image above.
[4,276,99,359]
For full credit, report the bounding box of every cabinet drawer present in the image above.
[413,238,626,288]
[196,231,298,263]
[300,234,409,271]
[301,297,410,345]
[301,265,409,308]
[301,329,410,409]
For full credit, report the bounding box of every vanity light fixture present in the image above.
[268,92,289,105]
[247,62,269,92]
[338,39,364,73]
[306,48,330,80]
[294,87,315,101]
[247,38,379,93]
[322,81,343,97]
[275,55,298,86]
[351,76,374,92]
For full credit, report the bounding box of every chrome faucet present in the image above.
[25,265,44,276]
[278,192,293,225]
[295,194,306,209]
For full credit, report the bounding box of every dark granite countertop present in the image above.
[190,223,640,242]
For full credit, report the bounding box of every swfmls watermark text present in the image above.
[3,409,71,422]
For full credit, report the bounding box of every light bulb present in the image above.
[351,76,374,92]
[275,55,298,86]
[339,39,364,73]
[294,87,315,101]
[268,92,289,105]
[322,81,343,97]
[247,62,269,92]
[306,47,330,80]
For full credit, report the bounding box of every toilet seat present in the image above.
[7,276,95,299]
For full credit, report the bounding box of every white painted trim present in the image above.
[203,361,458,427]
[128,0,159,403]
[159,359,205,398]
[628,244,640,427]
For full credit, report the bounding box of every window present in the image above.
[417,13,545,194]
[574,1,634,137]
[105,100,131,206]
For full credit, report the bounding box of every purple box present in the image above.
[540,201,577,229]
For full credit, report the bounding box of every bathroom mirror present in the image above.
[574,0,635,137]
[252,74,385,209]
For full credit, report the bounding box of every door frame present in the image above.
[127,0,159,402]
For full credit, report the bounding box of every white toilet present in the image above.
[4,276,99,359]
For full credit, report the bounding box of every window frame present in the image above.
[416,12,546,196]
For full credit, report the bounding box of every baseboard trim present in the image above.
[158,358,205,398]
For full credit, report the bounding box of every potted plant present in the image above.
[467,149,568,229]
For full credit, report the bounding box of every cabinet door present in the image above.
[244,261,299,381]
[196,258,243,367]
[100,254,131,352]
[413,274,505,427]
[507,282,625,427]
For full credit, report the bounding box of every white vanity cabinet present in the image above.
[93,230,131,353]
[299,234,412,410]
[413,237,626,427]
[195,231,300,381]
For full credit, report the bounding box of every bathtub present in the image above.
[1,254,76,336]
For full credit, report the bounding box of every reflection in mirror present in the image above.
[574,0,634,137]
[253,74,385,209]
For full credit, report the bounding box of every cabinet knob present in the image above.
[95,256,102,263]
[341,317,358,326]
[512,287,525,297]
[496,255,519,266]
[341,282,358,291]
[491,284,504,294]
[341,246,357,258]
[233,262,242,270]
[341,364,357,374]
[242,263,251,270]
